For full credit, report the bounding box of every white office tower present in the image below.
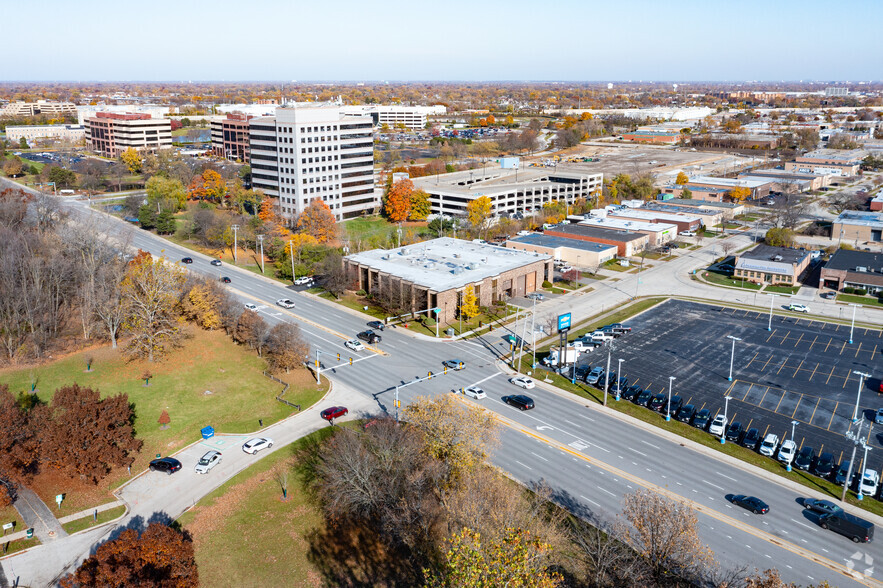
[249,104,375,221]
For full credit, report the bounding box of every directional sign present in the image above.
[557,313,572,333]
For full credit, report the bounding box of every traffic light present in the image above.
[444,366,448,374]
[428,371,433,379]
[349,357,353,365]
[337,353,340,361]
[315,359,319,368]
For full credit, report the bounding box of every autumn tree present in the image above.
[120,255,186,362]
[187,169,227,203]
[681,187,693,199]
[410,189,431,221]
[466,195,493,238]
[0,385,40,483]
[727,186,751,202]
[234,309,270,356]
[145,176,186,212]
[384,178,413,222]
[619,490,713,583]
[675,172,689,185]
[296,198,337,243]
[120,147,143,174]
[765,227,795,248]
[265,322,310,373]
[39,384,142,483]
[61,522,198,588]
[180,280,223,329]
[460,286,479,321]
[3,156,24,177]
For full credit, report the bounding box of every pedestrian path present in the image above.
[13,488,66,543]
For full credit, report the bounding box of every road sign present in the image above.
[55,494,64,508]
[2,522,13,531]
[433,307,440,315]
[557,313,572,333]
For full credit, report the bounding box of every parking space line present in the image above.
[824,337,833,353]
[809,334,818,351]
[826,402,839,430]
[776,359,788,375]
[854,341,863,358]
[842,371,851,389]
[762,424,770,437]
[839,340,847,355]
[809,398,821,423]
[807,362,819,382]
[758,386,770,407]
[780,332,790,346]
[742,383,754,402]
[792,359,803,378]
[724,380,737,395]
[744,351,759,369]
[774,390,787,413]
[870,344,878,361]
[761,355,775,370]
[824,365,836,385]
[746,418,753,430]
[765,329,777,343]
[791,395,802,418]
[793,333,804,348]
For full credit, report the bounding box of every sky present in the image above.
[6,0,882,82]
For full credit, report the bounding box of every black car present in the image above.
[813,452,836,478]
[725,422,744,442]
[835,461,853,485]
[804,499,842,516]
[608,375,628,392]
[666,395,683,415]
[649,393,668,412]
[795,447,815,471]
[730,495,769,514]
[634,390,653,407]
[149,457,182,475]
[220,276,231,283]
[574,365,591,380]
[741,428,761,450]
[357,330,381,344]
[600,326,622,337]
[181,257,193,264]
[692,409,711,429]
[367,320,385,331]
[502,395,535,411]
[676,404,696,423]
[620,385,642,402]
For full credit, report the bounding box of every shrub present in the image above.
[542,280,553,288]
[424,317,436,327]
[854,289,868,296]
[844,287,855,294]
[356,289,367,297]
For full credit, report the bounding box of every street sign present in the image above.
[433,307,440,315]
[557,313,572,333]
[2,523,13,531]
[55,494,64,508]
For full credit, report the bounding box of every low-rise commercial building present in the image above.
[605,207,702,233]
[870,193,883,212]
[641,201,724,226]
[76,104,171,125]
[620,130,681,144]
[341,105,446,130]
[412,166,603,220]
[543,224,649,257]
[575,217,677,246]
[343,238,551,325]
[833,211,883,244]
[737,169,830,192]
[84,112,172,157]
[1,101,77,118]
[785,149,864,177]
[211,113,252,161]
[505,234,617,268]
[734,245,811,286]
[653,197,745,219]
[5,124,85,144]
[819,250,883,294]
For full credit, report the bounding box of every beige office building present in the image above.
[85,112,172,157]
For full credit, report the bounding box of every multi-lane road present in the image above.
[1,188,881,587]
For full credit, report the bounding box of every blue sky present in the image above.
[7,0,882,81]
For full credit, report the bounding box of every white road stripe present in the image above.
[530,451,549,462]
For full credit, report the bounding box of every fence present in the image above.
[262,371,301,411]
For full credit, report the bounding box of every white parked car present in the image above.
[463,386,487,400]
[516,230,531,236]
[759,433,779,457]
[860,469,880,497]
[788,303,809,313]
[708,414,728,436]
[345,339,365,352]
[589,331,614,343]
[680,231,696,237]
[276,298,296,309]
[510,376,535,389]
[777,440,797,465]
[294,276,313,286]
[559,266,575,273]
[194,450,222,474]
[244,303,258,311]
[242,437,273,455]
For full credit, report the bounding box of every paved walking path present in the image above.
[13,489,67,543]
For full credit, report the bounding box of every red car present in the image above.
[320,406,348,421]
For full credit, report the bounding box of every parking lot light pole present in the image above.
[767,294,777,331]
[852,371,872,423]
[858,443,871,501]
[616,359,623,401]
[666,376,675,421]
[603,346,611,407]
[842,423,863,502]
[849,304,860,344]
[786,420,799,472]
[721,396,732,444]
[726,335,741,381]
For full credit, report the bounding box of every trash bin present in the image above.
[200,426,215,440]
[446,328,455,337]
[26,528,33,539]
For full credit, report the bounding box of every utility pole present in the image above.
[231,224,239,263]
[256,234,265,274]
[289,240,296,283]
[842,420,864,502]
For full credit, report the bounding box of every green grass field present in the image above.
[698,271,763,290]
[178,428,338,587]
[341,216,398,241]
[764,284,800,295]
[837,293,883,308]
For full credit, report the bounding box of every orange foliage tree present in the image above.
[187,169,227,203]
[296,199,337,243]
[384,178,413,222]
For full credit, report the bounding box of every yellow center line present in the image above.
[827,402,839,430]
[791,395,803,418]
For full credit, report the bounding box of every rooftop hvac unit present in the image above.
[401,247,410,255]
[452,267,464,275]
[425,262,436,269]
[774,255,783,261]
[856,266,868,272]
[381,254,391,260]
[466,264,476,270]
[453,253,461,258]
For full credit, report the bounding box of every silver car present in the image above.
[194,450,222,474]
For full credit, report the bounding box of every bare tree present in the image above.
[265,322,310,372]
[567,518,648,587]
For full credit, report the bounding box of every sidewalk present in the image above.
[13,488,66,543]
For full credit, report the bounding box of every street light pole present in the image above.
[858,443,872,501]
[231,224,239,263]
[616,358,623,400]
[768,294,776,331]
[849,304,859,344]
[666,376,675,421]
[726,335,741,381]
[786,420,798,472]
[842,422,862,502]
[256,234,265,274]
[289,240,296,283]
[852,371,871,422]
[721,395,732,444]
[530,297,537,368]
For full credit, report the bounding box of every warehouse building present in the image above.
[574,217,677,246]
[653,197,745,219]
[343,238,551,325]
[605,207,702,233]
[785,149,864,177]
[506,233,617,268]
[819,250,883,294]
[833,211,883,244]
[734,245,811,286]
[543,224,649,257]
[641,201,724,226]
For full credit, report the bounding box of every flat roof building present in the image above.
[654,197,745,219]
[5,124,85,145]
[641,201,724,226]
[662,175,773,203]
[505,234,617,268]
[819,249,883,294]
[737,168,831,192]
[605,207,702,233]
[786,149,865,177]
[84,112,172,158]
[574,217,678,246]
[1,101,77,118]
[833,211,883,244]
[343,237,551,325]
[734,245,811,286]
[341,105,446,130]
[211,113,252,161]
[543,224,649,257]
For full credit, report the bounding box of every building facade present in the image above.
[734,245,811,286]
[249,105,376,221]
[211,113,252,161]
[5,124,86,144]
[1,101,77,118]
[785,149,864,177]
[833,211,883,244]
[505,234,617,267]
[605,208,701,233]
[543,224,649,257]
[819,250,883,294]
[574,217,677,246]
[84,112,172,157]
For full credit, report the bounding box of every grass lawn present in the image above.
[698,271,763,290]
[0,328,327,516]
[836,293,883,308]
[764,284,801,295]
[178,428,338,588]
[0,505,25,539]
[1,536,40,556]
[61,505,126,535]
[602,260,632,272]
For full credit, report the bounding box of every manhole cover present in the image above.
[48,531,56,537]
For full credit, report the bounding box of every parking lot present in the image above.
[572,299,883,474]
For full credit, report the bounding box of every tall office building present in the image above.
[249,104,375,221]
[84,112,172,157]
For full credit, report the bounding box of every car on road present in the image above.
[181,257,193,264]
[730,495,769,514]
[510,376,535,389]
[692,409,711,429]
[759,433,779,456]
[676,404,695,423]
[819,512,874,543]
[149,457,182,475]
[463,386,487,400]
[876,408,883,425]
[242,437,273,454]
[620,385,642,402]
[835,461,853,485]
[194,451,222,474]
[794,446,815,471]
[585,367,605,386]
[739,427,760,450]
[443,359,465,370]
[345,339,365,352]
[320,406,348,421]
[210,259,222,266]
[859,469,880,497]
[634,390,653,407]
[777,440,797,465]
[814,452,836,478]
[708,414,728,436]
[244,303,258,311]
[367,320,385,331]
[357,330,381,344]
[804,499,842,516]
[725,422,744,442]
[787,303,809,313]
[502,394,535,410]
[526,292,545,301]
[294,276,313,285]
[276,298,296,308]
[220,276,231,283]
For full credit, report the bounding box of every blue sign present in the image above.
[557,313,572,332]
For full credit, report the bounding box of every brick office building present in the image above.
[211,113,252,161]
[543,224,649,257]
[85,112,172,157]
[343,238,551,325]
